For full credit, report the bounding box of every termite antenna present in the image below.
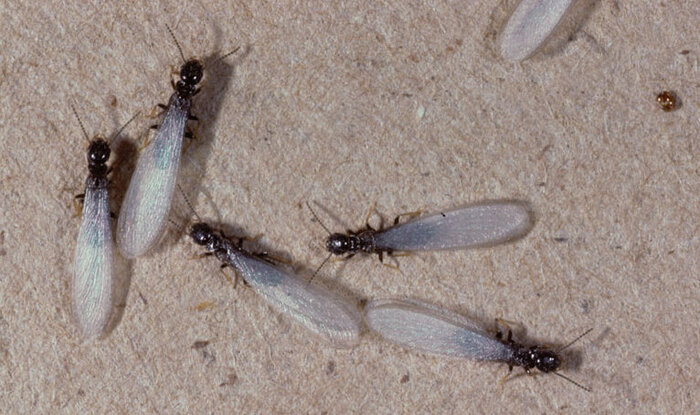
[108,111,140,144]
[177,184,201,222]
[214,46,241,65]
[306,202,332,235]
[165,24,187,63]
[308,252,332,284]
[558,328,593,352]
[553,371,591,393]
[70,103,91,143]
[168,218,186,235]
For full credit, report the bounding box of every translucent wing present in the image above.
[117,95,190,258]
[365,299,512,361]
[374,202,532,251]
[230,252,361,348]
[73,181,113,339]
[500,0,574,61]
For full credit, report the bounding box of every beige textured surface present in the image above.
[1,0,698,413]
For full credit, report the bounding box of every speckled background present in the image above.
[1,0,698,413]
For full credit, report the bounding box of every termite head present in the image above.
[87,138,111,177]
[531,348,560,373]
[176,59,204,98]
[326,233,352,255]
[508,328,593,392]
[190,222,217,251]
[180,59,204,86]
[513,346,560,373]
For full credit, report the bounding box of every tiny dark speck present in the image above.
[192,340,210,349]
[553,237,568,243]
[326,360,336,375]
[421,172,430,177]
[440,212,446,217]
[537,182,546,187]
[201,350,215,363]
[581,300,590,313]
[77,389,85,397]
[400,374,410,384]
[615,245,622,249]
[680,50,690,55]
[636,356,644,364]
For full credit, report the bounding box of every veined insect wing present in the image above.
[500,0,575,61]
[373,201,533,252]
[71,107,137,339]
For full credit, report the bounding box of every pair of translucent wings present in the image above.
[227,249,362,348]
[117,94,190,258]
[501,0,575,61]
[365,299,513,362]
[73,183,113,339]
[373,201,532,252]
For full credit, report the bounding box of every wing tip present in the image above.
[476,199,535,243]
[499,0,575,62]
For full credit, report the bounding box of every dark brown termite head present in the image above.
[190,222,216,250]
[165,24,203,98]
[87,137,111,177]
[176,59,204,98]
[513,328,594,392]
[512,345,560,373]
[180,59,204,86]
[326,233,353,255]
[532,348,560,373]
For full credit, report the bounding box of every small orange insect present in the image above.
[656,91,680,112]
